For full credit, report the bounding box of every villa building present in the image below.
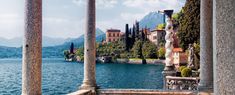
[146,29,166,46]
[106,29,122,43]
[172,48,187,69]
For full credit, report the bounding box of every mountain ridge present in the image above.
[139,12,165,31]
[0,36,69,47]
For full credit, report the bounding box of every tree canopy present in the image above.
[177,0,200,50]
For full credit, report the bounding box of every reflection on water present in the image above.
[0,58,164,94]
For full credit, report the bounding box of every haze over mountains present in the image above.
[0,36,69,47]
[0,12,165,58]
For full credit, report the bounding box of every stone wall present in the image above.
[116,59,164,64]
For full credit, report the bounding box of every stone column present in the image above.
[198,0,213,91]
[163,10,174,71]
[22,0,42,95]
[213,0,235,94]
[162,10,176,90]
[80,0,97,91]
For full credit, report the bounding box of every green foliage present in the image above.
[70,43,74,54]
[96,41,125,57]
[177,0,200,50]
[172,13,180,21]
[193,43,200,70]
[181,67,192,77]
[157,23,166,30]
[193,43,200,55]
[64,50,70,59]
[76,48,84,56]
[158,47,165,59]
[142,41,157,59]
[131,40,143,58]
[179,66,187,72]
[125,24,130,51]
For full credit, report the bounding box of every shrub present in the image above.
[179,66,187,72]
[181,67,192,77]
[158,47,165,59]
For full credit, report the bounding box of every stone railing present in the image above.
[165,76,200,91]
[68,90,93,95]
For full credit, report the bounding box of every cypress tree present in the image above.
[70,42,74,54]
[141,30,145,41]
[177,0,200,50]
[136,21,140,38]
[132,25,136,47]
[125,24,129,51]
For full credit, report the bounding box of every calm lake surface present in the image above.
[0,58,164,95]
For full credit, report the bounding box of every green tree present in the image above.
[157,23,166,30]
[70,43,74,54]
[158,47,165,59]
[181,67,192,77]
[63,50,70,59]
[177,0,200,50]
[142,41,157,59]
[172,13,180,21]
[125,24,130,51]
[75,47,84,57]
[131,40,143,58]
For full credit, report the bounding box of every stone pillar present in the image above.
[22,0,42,95]
[162,10,176,90]
[198,0,213,91]
[163,10,174,71]
[213,0,235,94]
[80,0,97,91]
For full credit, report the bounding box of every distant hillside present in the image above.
[62,28,105,47]
[0,46,65,58]
[0,46,22,58]
[139,12,165,31]
[0,36,67,47]
[0,37,22,47]
[0,28,105,58]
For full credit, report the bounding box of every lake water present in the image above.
[0,58,164,95]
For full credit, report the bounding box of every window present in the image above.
[153,36,157,40]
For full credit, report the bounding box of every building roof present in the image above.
[173,48,183,52]
[107,29,121,32]
[150,29,165,33]
[120,32,125,35]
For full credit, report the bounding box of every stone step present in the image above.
[98,89,196,95]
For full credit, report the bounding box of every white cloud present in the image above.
[44,17,69,23]
[97,19,124,32]
[72,0,118,9]
[72,0,85,6]
[123,0,184,13]
[0,13,23,39]
[43,17,85,38]
[0,0,185,39]
[97,0,118,8]
[120,13,146,21]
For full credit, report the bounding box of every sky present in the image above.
[0,0,185,39]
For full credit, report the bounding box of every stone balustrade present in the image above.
[165,76,200,91]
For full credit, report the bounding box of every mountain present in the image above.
[42,36,68,47]
[0,46,22,58]
[0,37,22,47]
[0,28,105,58]
[139,12,165,31]
[0,36,67,47]
[62,28,105,47]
